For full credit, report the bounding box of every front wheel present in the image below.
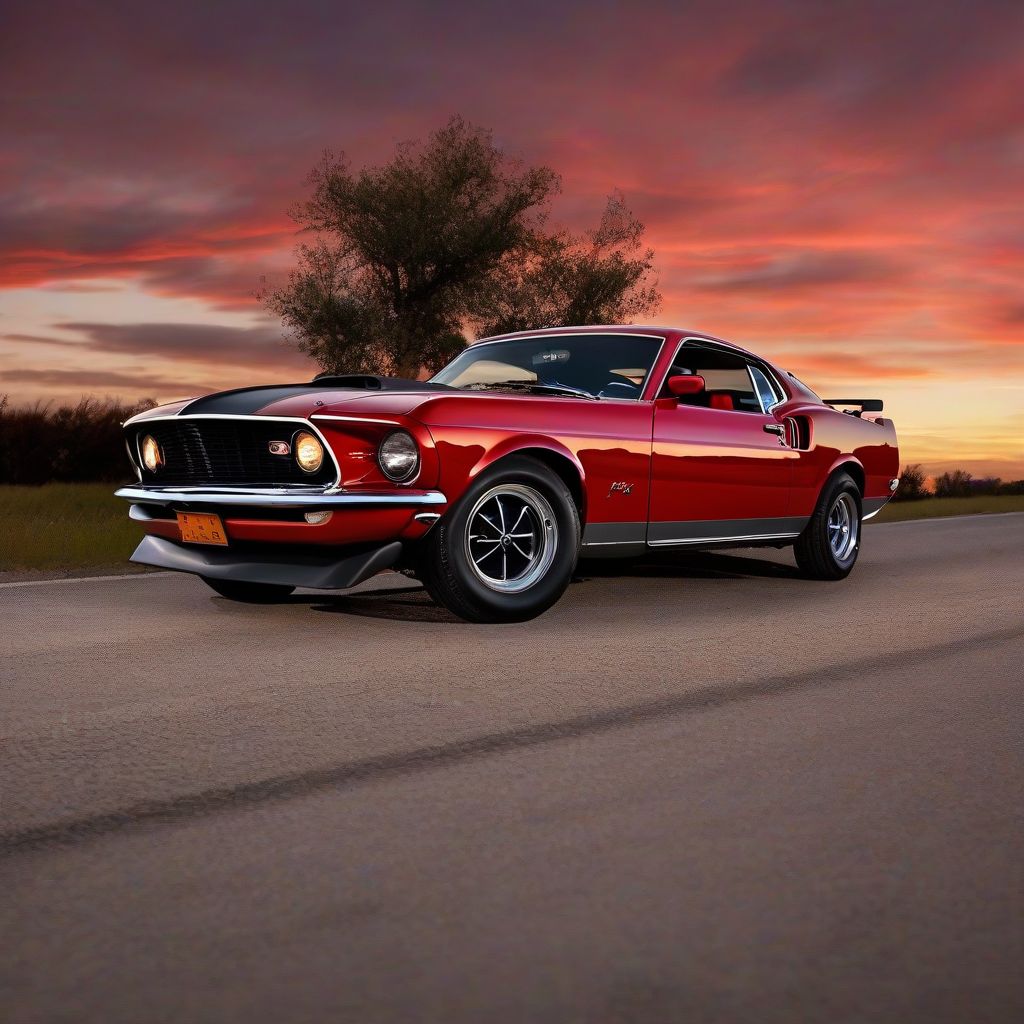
[416,457,580,622]
[201,577,295,603]
[793,473,862,580]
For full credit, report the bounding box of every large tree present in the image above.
[470,193,661,338]
[266,117,660,377]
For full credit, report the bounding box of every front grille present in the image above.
[131,418,336,487]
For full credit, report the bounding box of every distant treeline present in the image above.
[0,395,155,485]
[894,464,1024,501]
[1,395,1022,494]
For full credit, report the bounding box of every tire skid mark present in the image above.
[3,623,1022,858]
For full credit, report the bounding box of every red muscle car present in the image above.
[117,327,900,621]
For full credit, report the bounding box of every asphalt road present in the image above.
[2,514,1022,1024]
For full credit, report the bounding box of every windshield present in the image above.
[430,333,663,400]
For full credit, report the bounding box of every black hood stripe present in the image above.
[178,377,453,417]
[179,384,320,417]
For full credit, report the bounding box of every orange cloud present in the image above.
[2,0,1023,470]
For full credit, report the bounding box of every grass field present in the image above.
[0,483,143,573]
[1,484,1023,574]
[870,494,1024,522]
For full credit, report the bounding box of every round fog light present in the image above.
[304,511,333,525]
[140,435,163,472]
[294,431,324,474]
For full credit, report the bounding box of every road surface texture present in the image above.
[2,514,1022,1024]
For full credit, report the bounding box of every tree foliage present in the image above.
[471,193,661,338]
[0,396,156,485]
[968,477,1002,495]
[265,117,661,377]
[933,469,973,498]
[892,463,929,501]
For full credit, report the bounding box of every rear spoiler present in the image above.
[825,398,884,413]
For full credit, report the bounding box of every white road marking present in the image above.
[2,512,1019,589]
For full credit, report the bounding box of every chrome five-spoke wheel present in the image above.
[465,484,558,593]
[827,491,859,562]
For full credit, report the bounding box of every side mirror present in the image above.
[667,374,706,397]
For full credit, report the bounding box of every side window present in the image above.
[661,343,762,413]
[748,365,782,413]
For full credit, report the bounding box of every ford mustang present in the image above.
[116,327,900,621]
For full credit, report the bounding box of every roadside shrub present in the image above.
[892,464,929,501]
[998,479,1024,495]
[969,477,1002,495]
[0,395,156,485]
[933,469,974,498]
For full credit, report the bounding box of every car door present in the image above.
[647,340,801,546]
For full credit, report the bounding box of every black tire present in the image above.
[416,456,580,622]
[200,577,296,603]
[793,472,862,580]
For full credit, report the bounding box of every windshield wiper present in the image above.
[460,380,600,400]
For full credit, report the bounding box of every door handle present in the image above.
[763,423,787,445]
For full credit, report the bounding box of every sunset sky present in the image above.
[2,0,1023,477]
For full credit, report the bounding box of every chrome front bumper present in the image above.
[114,485,447,509]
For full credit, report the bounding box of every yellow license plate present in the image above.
[177,512,228,546]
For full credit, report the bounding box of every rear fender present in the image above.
[825,455,865,493]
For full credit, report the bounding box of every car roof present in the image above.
[472,325,760,360]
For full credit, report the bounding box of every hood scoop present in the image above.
[310,373,453,392]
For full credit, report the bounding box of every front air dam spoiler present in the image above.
[130,535,402,590]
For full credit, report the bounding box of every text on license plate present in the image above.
[177,512,228,546]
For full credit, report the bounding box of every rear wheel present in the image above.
[794,473,862,580]
[416,457,580,622]
[201,577,295,603]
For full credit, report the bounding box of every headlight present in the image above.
[378,430,419,482]
[294,431,324,474]
[140,435,163,472]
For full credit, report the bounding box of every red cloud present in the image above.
[2,0,1023,468]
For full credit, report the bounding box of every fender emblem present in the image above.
[268,441,291,455]
[608,481,635,496]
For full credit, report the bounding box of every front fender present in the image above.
[428,432,587,515]
[469,434,586,486]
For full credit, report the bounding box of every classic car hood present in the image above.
[126,377,609,428]
[261,385,618,427]
[126,379,455,424]
[260,387,452,420]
